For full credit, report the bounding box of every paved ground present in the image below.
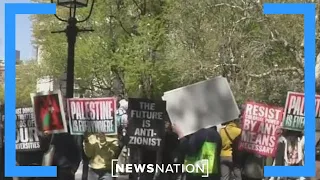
[75,161,129,180]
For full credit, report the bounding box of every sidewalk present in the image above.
[75,161,129,180]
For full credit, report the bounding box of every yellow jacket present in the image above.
[83,133,120,171]
[219,122,241,157]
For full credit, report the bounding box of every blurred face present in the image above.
[165,121,171,132]
[97,133,106,143]
[43,131,50,136]
[276,128,282,136]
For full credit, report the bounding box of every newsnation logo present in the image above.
[111,159,209,177]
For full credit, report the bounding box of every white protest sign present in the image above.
[162,76,240,136]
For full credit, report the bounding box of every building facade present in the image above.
[35,45,81,97]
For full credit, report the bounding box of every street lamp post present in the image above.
[51,2,95,180]
[51,0,95,98]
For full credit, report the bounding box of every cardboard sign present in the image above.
[16,107,41,151]
[162,76,240,136]
[238,102,284,157]
[30,90,67,134]
[126,98,166,150]
[283,92,320,131]
[67,98,117,135]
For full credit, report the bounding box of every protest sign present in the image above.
[16,107,41,151]
[30,90,67,134]
[283,92,320,131]
[162,76,240,136]
[67,97,117,135]
[238,102,284,157]
[126,98,166,150]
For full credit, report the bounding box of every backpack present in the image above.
[184,141,218,175]
[223,128,246,166]
[116,108,128,148]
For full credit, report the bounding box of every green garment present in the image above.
[43,112,51,129]
[184,142,218,175]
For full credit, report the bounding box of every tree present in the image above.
[16,61,39,107]
[31,0,319,105]
[164,0,318,105]
[0,60,38,107]
[32,0,176,99]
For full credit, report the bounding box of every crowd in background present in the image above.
[0,100,308,180]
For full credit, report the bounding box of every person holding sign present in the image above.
[219,120,242,180]
[83,132,120,180]
[173,124,222,180]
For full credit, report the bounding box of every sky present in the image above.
[0,0,34,61]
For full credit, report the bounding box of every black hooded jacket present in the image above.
[179,127,222,180]
[16,134,51,165]
[51,133,81,171]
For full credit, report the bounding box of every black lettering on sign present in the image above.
[15,107,41,152]
[127,98,166,150]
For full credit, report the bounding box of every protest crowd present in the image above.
[0,76,316,180]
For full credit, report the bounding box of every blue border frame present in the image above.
[5,3,57,177]
[3,2,317,178]
[263,3,316,177]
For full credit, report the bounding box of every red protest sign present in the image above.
[30,90,67,134]
[238,101,284,157]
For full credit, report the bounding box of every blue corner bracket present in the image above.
[5,3,57,177]
[263,3,316,177]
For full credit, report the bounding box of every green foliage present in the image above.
[16,61,39,107]
[31,0,319,106]
[0,61,38,107]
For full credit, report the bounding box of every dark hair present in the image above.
[211,126,217,131]
[222,120,237,126]
[221,122,229,126]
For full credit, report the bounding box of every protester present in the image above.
[116,99,128,165]
[219,120,242,180]
[16,131,52,180]
[280,130,304,166]
[241,152,264,180]
[51,132,81,180]
[154,121,180,180]
[139,147,158,180]
[83,132,120,180]
[173,124,222,180]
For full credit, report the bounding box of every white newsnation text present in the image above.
[111,159,209,178]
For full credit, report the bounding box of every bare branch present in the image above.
[132,0,143,13]
[214,3,253,11]
[247,67,303,78]
[110,15,132,36]
[208,63,240,71]
[269,30,304,69]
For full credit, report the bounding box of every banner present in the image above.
[30,90,67,134]
[239,102,284,157]
[283,91,320,131]
[162,76,240,136]
[126,98,166,150]
[67,97,117,135]
[16,107,41,151]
